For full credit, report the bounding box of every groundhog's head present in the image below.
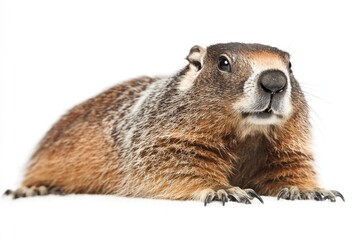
[178,43,305,129]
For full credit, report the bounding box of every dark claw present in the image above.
[289,190,297,200]
[208,194,213,203]
[332,191,345,202]
[204,194,213,207]
[277,188,289,200]
[221,194,227,206]
[246,190,264,204]
[314,192,323,201]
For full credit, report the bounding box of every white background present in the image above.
[0,0,359,239]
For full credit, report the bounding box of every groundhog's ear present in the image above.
[186,45,206,71]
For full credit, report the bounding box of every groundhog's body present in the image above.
[10,43,343,203]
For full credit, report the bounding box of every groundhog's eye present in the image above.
[288,61,292,69]
[218,56,231,72]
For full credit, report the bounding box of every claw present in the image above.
[323,194,336,202]
[332,190,345,202]
[289,190,298,200]
[277,188,289,200]
[204,194,213,207]
[314,191,323,201]
[221,194,227,206]
[246,189,264,204]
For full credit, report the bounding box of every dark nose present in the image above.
[259,70,287,93]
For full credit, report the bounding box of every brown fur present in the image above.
[23,77,155,194]
[10,43,343,203]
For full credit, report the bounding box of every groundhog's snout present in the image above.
[258,70,287,94]
[234,66,292,125]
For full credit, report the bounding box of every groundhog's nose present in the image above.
[259,70,287,94]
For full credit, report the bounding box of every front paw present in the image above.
[196,186,264,206]
[277,186,345,202]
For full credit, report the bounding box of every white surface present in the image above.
[0,0,359,239]
[0,195,353,240]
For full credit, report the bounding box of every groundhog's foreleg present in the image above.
[143,136,266,205]
[120,163,264,205]
[137,172,264,205]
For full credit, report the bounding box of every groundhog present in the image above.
[5,42,344,205]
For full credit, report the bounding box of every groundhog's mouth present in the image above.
[242,107,281,119]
